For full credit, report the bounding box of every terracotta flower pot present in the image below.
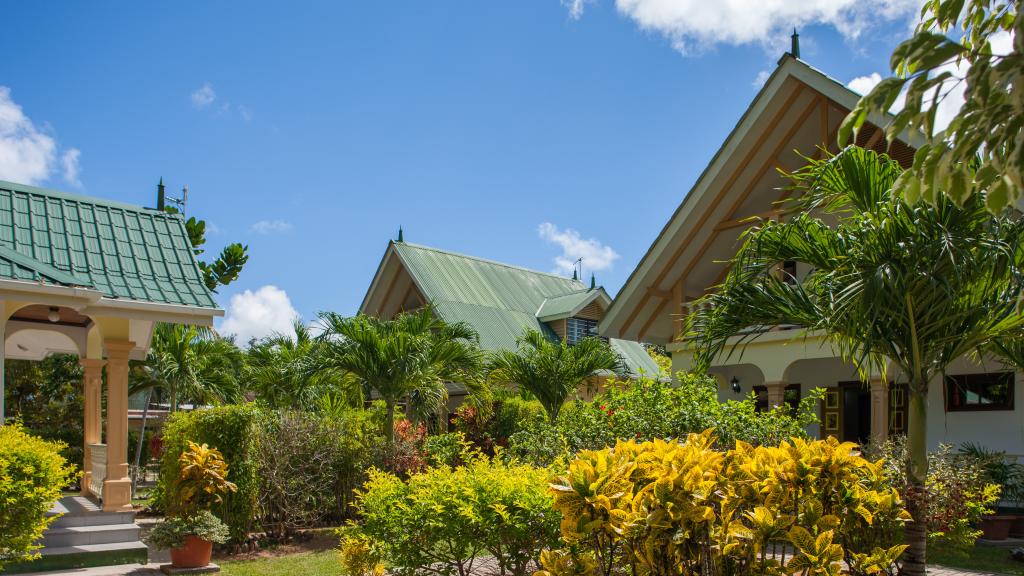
[980,515,1014,541]
[170,535,213,568]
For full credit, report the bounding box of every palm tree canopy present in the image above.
[131,323,243,411]
[316,307,487,426]
[690,146,1024,391]
[489,329,624,422]
[245,319,352,410]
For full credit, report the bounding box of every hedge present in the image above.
[157,404,265,543]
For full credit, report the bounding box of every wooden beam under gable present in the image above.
[618,82,808,337]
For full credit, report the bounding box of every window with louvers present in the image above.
[566,317,599,345]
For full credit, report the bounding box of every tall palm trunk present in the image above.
[903,386,928,576]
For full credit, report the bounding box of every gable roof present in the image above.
[536,289,610,322]
[599,56,919,345]
[361,241,660,377]
[0,180,219,310]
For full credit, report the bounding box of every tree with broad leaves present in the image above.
[165,206,248,291]
[841,0,1022,212]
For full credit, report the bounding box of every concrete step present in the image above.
[41,523,142,547]
[4,541,149,574]
[47,497,135,528]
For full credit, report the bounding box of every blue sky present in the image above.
[1,1,921,343]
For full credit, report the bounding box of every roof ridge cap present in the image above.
[0,180,178,217]
[397,241,586,284]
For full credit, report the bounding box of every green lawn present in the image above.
[219,549,339,576]
[212,545,1024,576]
[930,546,1024,575]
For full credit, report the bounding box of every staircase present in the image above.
[6,496,148,573]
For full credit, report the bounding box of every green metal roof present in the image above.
[0,180,218,308]
[391,242,659,376]
[536,289,601,322]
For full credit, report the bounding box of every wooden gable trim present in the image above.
[618,82,809,337]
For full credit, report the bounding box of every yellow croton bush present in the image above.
[539,431,910,576]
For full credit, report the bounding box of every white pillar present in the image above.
[870,377,889,440]
[765,380,787,409]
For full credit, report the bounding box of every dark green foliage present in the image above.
[165,206,248,292]
[506,374,822,466]
[452,395,546,453]
[2,355,84,469]
[489,330,623,422]
[256,409,379,538]
[157,404,265,543]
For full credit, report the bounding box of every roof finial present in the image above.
[157,177,166,211]
[572,269,578,281]
[791,28,800,59]
[397,226,404,243]
[590,273,596,290]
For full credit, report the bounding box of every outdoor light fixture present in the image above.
[730,376,741,394]
[47,307,60,323]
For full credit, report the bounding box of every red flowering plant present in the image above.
[375,420,427,478]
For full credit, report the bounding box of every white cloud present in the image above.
[61,148,81,187]
[218,285,299,346]
[599,0,919,54]
[752,70,772,88]
[238,105,253,122]
[191,82,216,109]
[847,72,882,96]
[250,219,292,234]
[538,222,619,277]
[561,0,591,19]
[0,86,58,185]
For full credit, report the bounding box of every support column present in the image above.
[80,358,105,497]
[765,380,787,409]
[102,340,135,512]
[870,377,889,441]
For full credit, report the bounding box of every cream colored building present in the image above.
[0,180,222,516]
[600,54,1024,455]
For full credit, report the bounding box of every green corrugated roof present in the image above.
[536,290,598,321]
[0,180,218,308]
[392,242,659,376]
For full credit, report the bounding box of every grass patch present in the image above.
[930,545,1024,575]
[220,550,338,576]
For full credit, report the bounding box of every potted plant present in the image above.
[146,441,237,568]
[147,511,231,566]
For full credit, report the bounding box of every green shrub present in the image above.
[423,431,476,468]
[866,436,1000,555]
[158,404,265,543]
[504,374,822,466]
[452,396,545,452]
[257,409,377,538]
[0,422,78,569]
[353,457,560,576]
[145,511,231,550]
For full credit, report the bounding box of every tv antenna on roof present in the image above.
[168,185,189,215]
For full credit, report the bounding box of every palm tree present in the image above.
[245,320,353,410]
[488,329,624,423]
[316,307,486,444]
[130,323,243,412]
[688,146,1024,575]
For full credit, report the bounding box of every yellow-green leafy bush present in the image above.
[0,422,78,569]
[540,431,909,576]
[352,457,559,576]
